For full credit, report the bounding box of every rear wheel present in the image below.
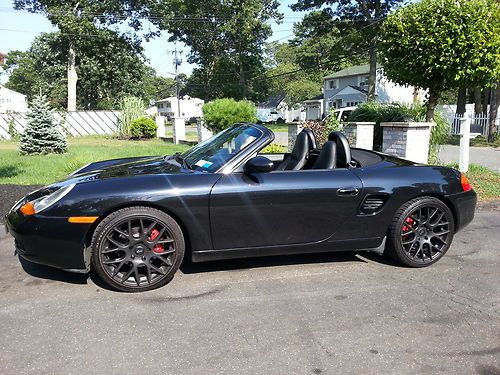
[387,197,454,267]
[91,207,185,292]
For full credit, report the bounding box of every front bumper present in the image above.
[447,189,477,232]
[5,209,92,272]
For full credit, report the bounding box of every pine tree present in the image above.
[19,94,67,155]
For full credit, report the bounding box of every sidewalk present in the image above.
[439,145,500,171]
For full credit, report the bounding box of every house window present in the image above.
[358,75,369,87]
[328,79,339,90]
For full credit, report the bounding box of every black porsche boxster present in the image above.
[6,123,476,292]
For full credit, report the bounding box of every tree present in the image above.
[379,0,500,121]
[143,75,176,102]
[13,0,151,111]
[264,43,322,104]
[3,30,155,109]
[151,0,282,101]
[19,94,67,155]
[291,0,404,101]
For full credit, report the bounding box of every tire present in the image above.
[386,196,454,267]
[91,206,185,292]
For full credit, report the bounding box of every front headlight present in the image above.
[19,184,75,216]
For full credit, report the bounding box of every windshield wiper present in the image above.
[174,153,192,170]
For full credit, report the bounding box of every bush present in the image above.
[202,98,257,132]
[301,109,343,146]
[130,116,157,139]
[261,143,286,154]
[19,94,67,155]
[349,102,449,160]
[119,96,145,136]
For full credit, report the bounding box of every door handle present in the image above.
[337,187,359,196]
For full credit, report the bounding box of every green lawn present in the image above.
[0,136,189,185]
[458,164,500,200]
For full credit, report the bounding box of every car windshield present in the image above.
[181,124,263,172]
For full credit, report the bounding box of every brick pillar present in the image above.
[197,119,213,143]
[381,122,434,163]
[288,123,303,152]
[155,116,166,138]
[172,117,185,144]
[343,122,375,150]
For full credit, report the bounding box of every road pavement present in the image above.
[0,208,499,375]
[439,145,500,171]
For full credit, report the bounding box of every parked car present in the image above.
[257,108,286,124]
[6,124,476,292]
[323,106,358,123]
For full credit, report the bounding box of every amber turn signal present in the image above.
[19,202,36,216]
[68,216,98,224]
[460,174,472,192]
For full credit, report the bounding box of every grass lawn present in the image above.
[457,164,500,201]
[0,136,189,185]
[446,135,500,148]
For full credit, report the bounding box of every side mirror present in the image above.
[244,156,274,174]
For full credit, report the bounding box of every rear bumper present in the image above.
[5,210,91,272]
[446,189,477,232]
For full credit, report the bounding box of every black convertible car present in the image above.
[6,123,476,292]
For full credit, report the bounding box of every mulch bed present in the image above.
[0,184,42,222]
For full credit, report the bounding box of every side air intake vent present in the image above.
[360,195,388,215]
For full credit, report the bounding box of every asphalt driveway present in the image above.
[0,207,499,375]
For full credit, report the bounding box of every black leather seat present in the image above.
[313,131,352,170]
[327,131,352,168]
[313,141,337,169]
[277,129,317,171]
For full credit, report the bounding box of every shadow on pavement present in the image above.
[19,256,88,285]
[180,250,394,274]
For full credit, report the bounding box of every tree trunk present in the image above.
[238,51,246,100]
[488,83,499,142]
[426,90,439,121]
[482,87,490,115]
[367,35,377,101]
[474,87,482,115]
[456,86,467,115]
[67,38,78,111]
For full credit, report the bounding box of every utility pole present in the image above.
[172,48,183,118]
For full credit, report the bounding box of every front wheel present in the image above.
[91,207,185,292]
[386,197,454,267]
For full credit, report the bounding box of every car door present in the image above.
[209,168,363,250]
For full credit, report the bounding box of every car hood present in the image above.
[60,155,189,186]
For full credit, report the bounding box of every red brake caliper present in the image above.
[402,217,414,233]
[148,228,164,254]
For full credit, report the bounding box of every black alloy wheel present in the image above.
[387,197,454,267]
[91,207,184,292]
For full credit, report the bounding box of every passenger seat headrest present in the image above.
[327,131,351,168]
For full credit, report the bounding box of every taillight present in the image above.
[460,174,472,192]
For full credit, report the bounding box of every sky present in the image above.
[0,0,305,83]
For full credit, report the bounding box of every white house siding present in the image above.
[375,74,416,105]
[0,85,27,112]
[156,96,204,120]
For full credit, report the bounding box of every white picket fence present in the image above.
[0,111,120,140]
[451,113,499,136]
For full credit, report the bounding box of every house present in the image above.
[303,64,419,120]
[0,84,28,112]
[154,95,204,121]
[257,93,302,123]
[303,94,324,121]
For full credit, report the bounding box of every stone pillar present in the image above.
[172,117,185,144]
[288,123,303,152]
[381,122,434,164]
[343,122,375,150]
[197,119,213,143]
[155,116,166,138]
